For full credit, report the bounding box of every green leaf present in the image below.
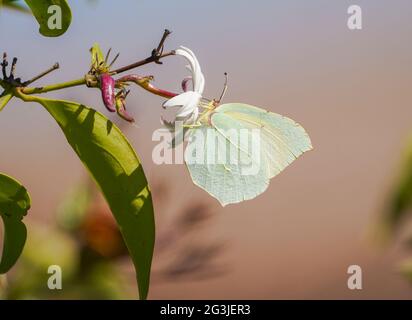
[28,96,154,299]
[24,0,72,37]
[0,0,31,14]
[56,181,93,231]
[0,92,13,112]
[0,173,31,274]
[399,258,412,283]
[383,135,412,233]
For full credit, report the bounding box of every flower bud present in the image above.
[116,74,177,99]
[115,90,134,123]
[99,73,116,112]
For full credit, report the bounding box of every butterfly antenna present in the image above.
[217,72,228,103]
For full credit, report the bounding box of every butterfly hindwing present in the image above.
[185,119,269,206]
[216,103,313,178]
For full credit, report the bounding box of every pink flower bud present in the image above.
[99,73,116,112]
[116,75,177,99]
[181,77,192,92]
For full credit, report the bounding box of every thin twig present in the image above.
[156,29,171,55]
[23,63,59,86]
[104,48,112,64]
[110,29,174,75]
[1,53,8,79]
[152,29,171,64]
[10,57,17,78]
[108,53,120,68]
[110,51,175,75]
[14,30,175,96]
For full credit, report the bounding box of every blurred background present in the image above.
[1,0,412,299]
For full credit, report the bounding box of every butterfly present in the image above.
[182,102,313,206]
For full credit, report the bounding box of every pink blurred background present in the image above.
[1,0,412,298]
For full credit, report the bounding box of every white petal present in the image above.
[184,107,199,125]
[175,48,196,75]
[197,72,205,94]
[175,93,201,118]
[162,91,197,108]
[177,105,197,118]
[175,46,205,95]
[180,47,204,93]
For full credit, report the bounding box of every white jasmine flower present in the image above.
[162,46,205,127]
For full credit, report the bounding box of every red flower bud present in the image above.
[181,77,192,92]
[99,73,116,112]
[116,74,177,99]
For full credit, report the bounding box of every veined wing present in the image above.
[216,103,312,179]
[184,122,270,206]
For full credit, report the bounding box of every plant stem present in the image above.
[1,53,8,79]
[14,87,39,102]
[156,29,171,54]
[110,51,175,75]
[20,50,175,95]
[4,30,175,96]
[21,77,86,94]
[23,63,60,86]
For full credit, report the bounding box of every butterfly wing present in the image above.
[216,103,313,179]
[184,103,312,206]
[185,120,270,206]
